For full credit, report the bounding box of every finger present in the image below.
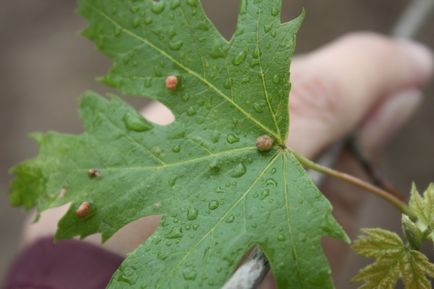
[359,89,422,156]
[287,32,433,158]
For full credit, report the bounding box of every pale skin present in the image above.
[20,33,433,286]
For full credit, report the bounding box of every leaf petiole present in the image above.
[292,150,412,216]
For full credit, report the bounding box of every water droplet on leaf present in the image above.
[170,0,181,9]
[271,7,279,16]
[186,0,198,7]
[266,178,278,187]
[169,40,183,50]
[260,189,270,200]
[225,215,235,223]
[151,2,166,14]
[132,17,140,28]
[253,102,264,113]
[208,200,220,210]
[272,74,280,84]
[233,50,246,65]
[171,144,181,153]
[123,111,152,132]
[226,134,240,144]
[187,208,199,220]
[167,227,183,239]
[230,163,247,178]
[182,268,197,280]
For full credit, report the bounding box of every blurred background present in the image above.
[0,0,433,288]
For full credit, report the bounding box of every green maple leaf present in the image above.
[9,0,349,288]
[409,183,434,241]
[353,228,434,289]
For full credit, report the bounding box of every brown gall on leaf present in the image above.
[75,201,91,218]
[165,75,178,90]
[87,168,101,178]
[256,135,274,151]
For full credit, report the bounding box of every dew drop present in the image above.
[118,267,137,285]
[169,40,183,51]
[208,159,221,174]
[223,78,232,89]
[211,131,220,143]
[157,251,168,260]
[123,111,152,132]
[187,208,199,220]
[226,134,240,144]
[182,268,197,280]
[249,59,260,68]
[208,200,220,210]
[233,50,246,65]
[171,144,181,153]
[215,186,225,194]
[130,5,139,14]
[225,215,235,223]
[266,178,278,187]
[272,74,280,84]
[239,0,247,14]
[260,189,270,200]
[278,234,285,241]
[132,17,142,28]
[167,227,183,239]
[122,55,131,65]
[144,16,153,25]
[143,77,152,88]
[253,48,262,59]
[114,26,122,36]
[230,163,247,178]
[196,22,209,31]
[253,102,264,113]
[180,95,189,102]
[186,0,198,7]
[241,76,250,83]
[170,0,181,9]
[168,28,177,38]
[151,2,166,14]
[264,23,273,33]
[152,146,163,156]
[168,176,178,187]
[187,106,196,116]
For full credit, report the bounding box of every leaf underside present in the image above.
[10,0,348,288]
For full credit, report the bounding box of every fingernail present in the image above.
[398,40,433,78]
[361,89,422,155]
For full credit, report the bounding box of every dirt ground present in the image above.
[0,0,433,287]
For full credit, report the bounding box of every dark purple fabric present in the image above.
[2,237,123,289]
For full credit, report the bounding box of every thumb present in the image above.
[287,32,433,158]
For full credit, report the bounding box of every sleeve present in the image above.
[2,237,124,289]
